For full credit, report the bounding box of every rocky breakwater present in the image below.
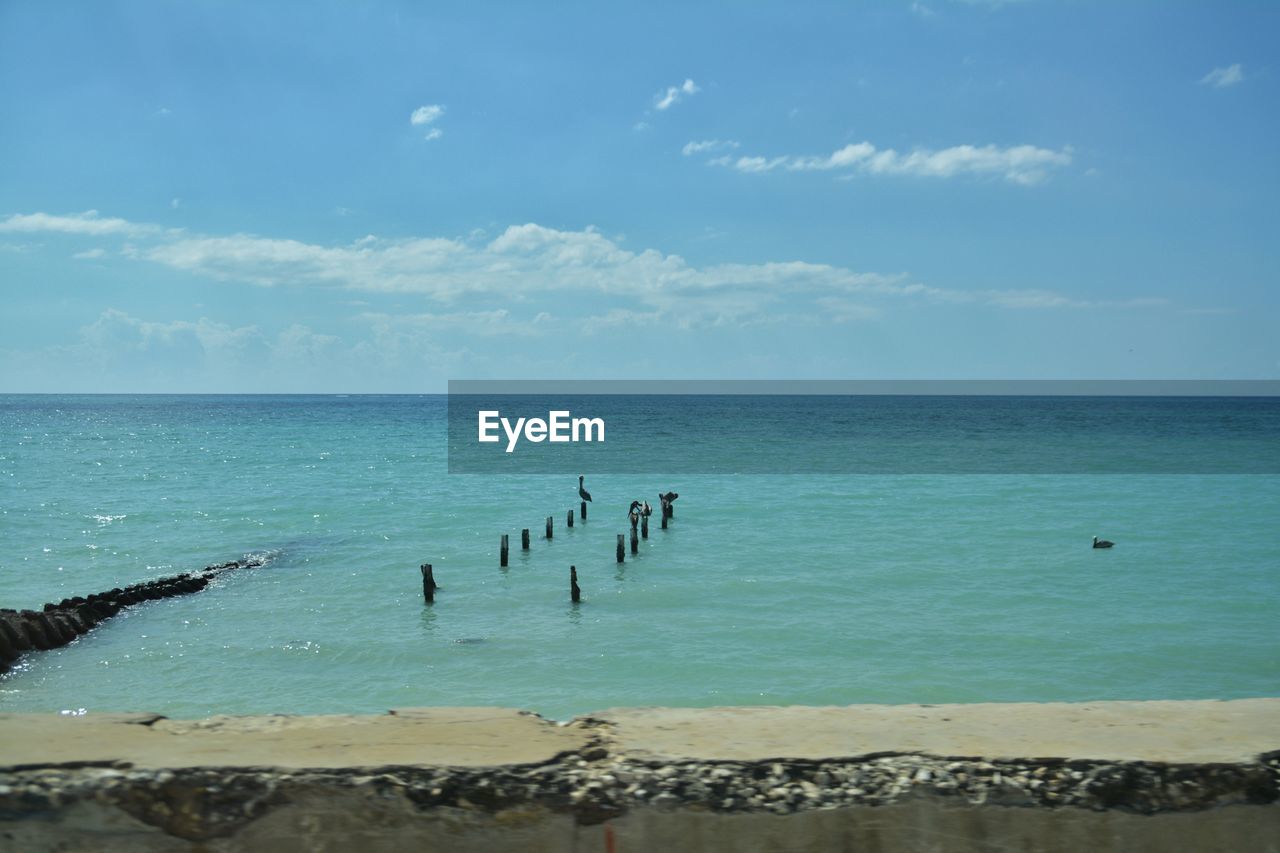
[0,556,267,674]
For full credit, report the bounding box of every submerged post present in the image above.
[570,565,581,603]
[581,501,587,521]
[630,527,638,555]
[567,509,574,528]
[522,528,530,550]
[616,534,625,563]
[661,513,668,530]
[641,515,649,539]
[420,564,436,603]
[546,516,553,540]
[500,535,509,567]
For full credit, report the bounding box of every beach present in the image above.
[2,699,1277,851]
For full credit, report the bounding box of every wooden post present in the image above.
[630,527,638,555]
[581,500,587,521]
[570,565,581,603]
[522,528,530,550]
[567,509,574,528]
[661,513,668,530]
[420,564,436,603]
[641,515,649,539]
[546,515,553,540]
[500,535,509,567]
[616,534,625,563]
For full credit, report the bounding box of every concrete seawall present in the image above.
[2,699,1277,852]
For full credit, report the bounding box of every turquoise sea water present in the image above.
[1,395,1277,720]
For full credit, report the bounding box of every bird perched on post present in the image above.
[578,475,592,502]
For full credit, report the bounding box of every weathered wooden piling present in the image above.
[500,535,509,567]
[616,534,625,563]
[567,509,574,528]
[641,515,649,539]
[546,516,553,540]
[630,527,639,555]
[661,513,668,530]
[522,528,530,550]
[581,500,588,521]
[420,563,437,603]
[570,565,581,603]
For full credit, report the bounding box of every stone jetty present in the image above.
[0,556,267,674]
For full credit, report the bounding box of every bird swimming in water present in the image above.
[578,475,592,502]
[1092,536,1114,549]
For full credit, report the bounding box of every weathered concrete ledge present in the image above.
[2,699,1277,852]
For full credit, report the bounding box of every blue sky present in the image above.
[1,0,1276,391]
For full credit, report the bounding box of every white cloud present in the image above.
[682,139,739,156]
[410,104,445,125]
[9,210,1160,330]
[410,104,446,140]
[1200,64,1244,88]
[709,140,1072,185]
[654,78,699,111]
[73,248,106,260]
[358,309,544,337]
[910,2,936,18]
[0,210,159,237]
[579,309,664,335]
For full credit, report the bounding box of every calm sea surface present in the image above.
[1,395,1277,719]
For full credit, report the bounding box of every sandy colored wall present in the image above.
[2,699,1278,852]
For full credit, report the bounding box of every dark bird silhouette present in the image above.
[570,565,581,603]
[641,501,653,518]
[578,475,592,502]
[1092,536,1114,549]
[629,500,643,515]
[659,491,679,517]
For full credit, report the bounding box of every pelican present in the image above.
[1092,536,1114,549]
[629,500,643,515]
[641,501,653,518]
[578,475,592,502]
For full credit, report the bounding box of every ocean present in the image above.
[1,394,1277,720]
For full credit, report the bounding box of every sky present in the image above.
[1,0,1276,392]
